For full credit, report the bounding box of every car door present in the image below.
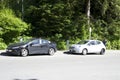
[40,39,50,53]
[28,39,41,54]
[87,41,97,53]
[95,41,103,53]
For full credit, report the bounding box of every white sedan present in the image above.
[69,40,106,55]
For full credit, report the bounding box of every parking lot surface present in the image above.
[0,50,120,80]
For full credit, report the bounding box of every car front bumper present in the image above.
[6,48,21,56]
[69,47,82,53]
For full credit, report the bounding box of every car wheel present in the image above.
[48,48,55,56]
[82,49,87,55]
[100,49,105,55]
[21,48,28,57]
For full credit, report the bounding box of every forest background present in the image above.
[0,0,120,50]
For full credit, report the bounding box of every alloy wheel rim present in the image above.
[83,49,87,55]
[21,49,28,56]
[49,48,54,55]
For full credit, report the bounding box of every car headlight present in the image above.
[69,46,75,49]
[12,46,20,49]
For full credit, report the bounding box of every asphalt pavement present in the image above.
[0,50,120,80]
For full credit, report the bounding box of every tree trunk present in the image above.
[86,0,91,39]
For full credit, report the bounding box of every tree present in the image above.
[2,0,120,49]
[0,9,28,44]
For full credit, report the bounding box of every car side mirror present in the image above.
[30,43,34,46]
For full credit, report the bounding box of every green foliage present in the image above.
[111,40,120,50]
[106,41,111,49]
[0,0,9,9]
[92,20,108,39]
[106,40,120,50]
[0,0,120,50]
[0,9,28,44]
[108,20,120,40]
[0,38,7,50]
[12,36,32,44]
[57,41,66,50]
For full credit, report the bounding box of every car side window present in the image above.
[96,41,101,45]
[41,39,49,44]
[90,41,96,45]
[32,39,39,44]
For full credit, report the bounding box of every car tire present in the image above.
[21,48,28,57]
[100,49,105,55]
[82,49,87,55]
[48,48,55,56]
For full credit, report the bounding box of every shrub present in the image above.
[106,41,111,49]
[9,36,32,45]
[106,40,120,50]
[0,42,7,50]
[0,9,28,45]
[0,38,7,50]
[111,40,120,50]
[57,41,66,50]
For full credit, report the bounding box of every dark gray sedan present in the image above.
[6,38,57,56]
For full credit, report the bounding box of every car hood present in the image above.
[71,44,85,48]
[8,42,27,48]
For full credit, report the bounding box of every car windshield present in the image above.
[22,38,36,44]
[77,40,89,44]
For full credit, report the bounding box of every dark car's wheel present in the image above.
[100,48,105,55]
[21,48,28,57]
[82,49,87,55]
[48,48,55,56]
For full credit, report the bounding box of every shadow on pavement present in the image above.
[63,51,82,55]
[63,51,100,55]
[14,79,38,80]
[0,52,19,57]
[0,52,52,57]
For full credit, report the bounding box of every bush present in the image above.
[9,36,32,45]
[106,41,111,49]
[0,42,7,50]
[57,41,66,50]
[0,9,28,45]
[56,38,81,50]
[111,40,120,50]
[106,40,120,50]
[0,38,7,50]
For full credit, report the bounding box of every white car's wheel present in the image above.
[48,48,55,56]
[82,49,87,55]
[21,48,28,57]
[100,49,105,55]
